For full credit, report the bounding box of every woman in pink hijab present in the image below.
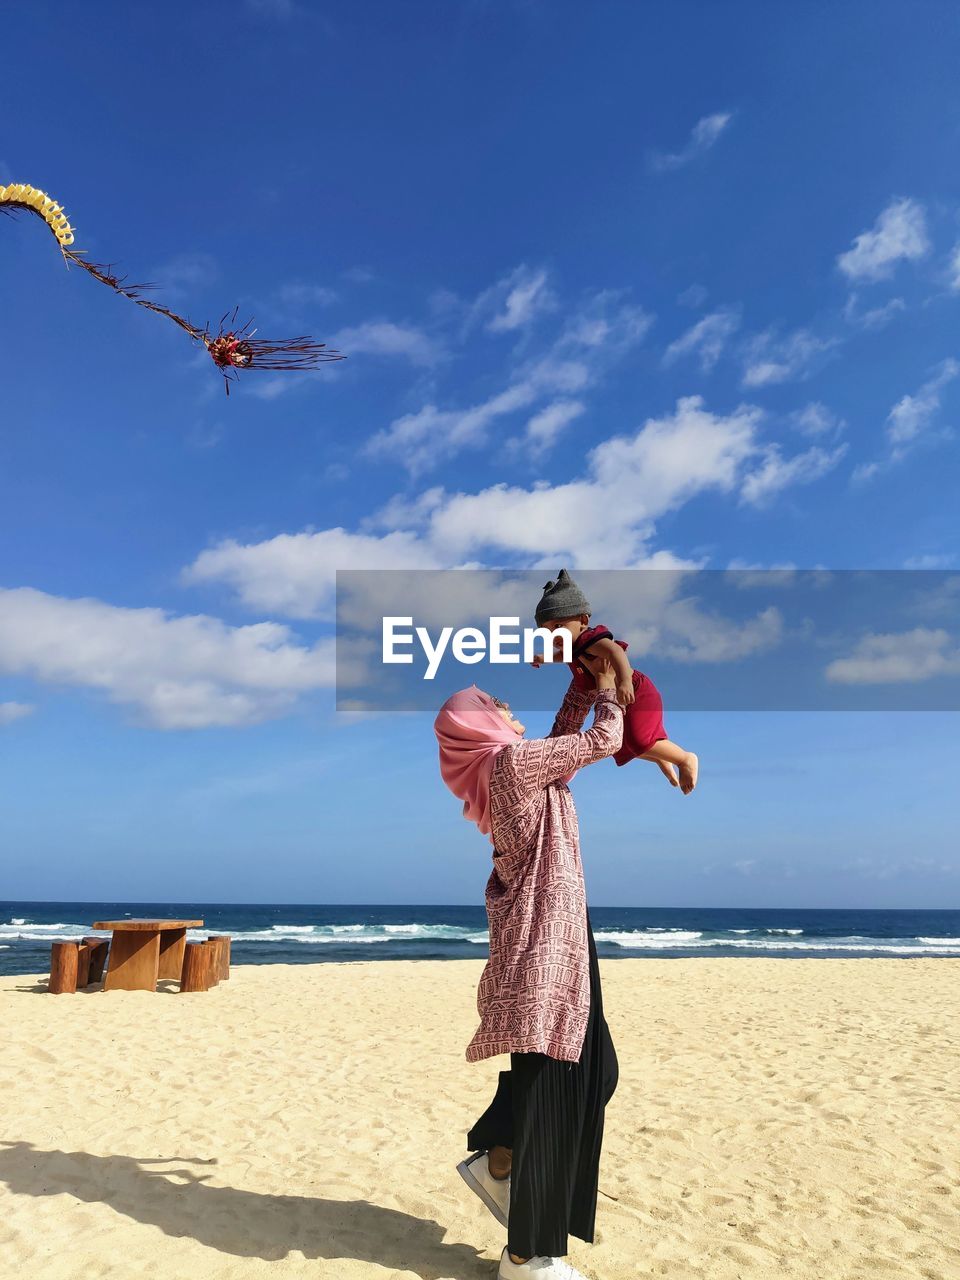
[434,658,624,1280]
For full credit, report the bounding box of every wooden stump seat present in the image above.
[180,941,212,992]
[49,937,112,993]
[82,936,110,983]
[49,941,80,994]
[181,936,231,991]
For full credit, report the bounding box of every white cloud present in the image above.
[183,528,444,620]
[903,554,956,570]
[521,399,586,454]
[842,292,905,331]
[0,701,34,725]
[837,198,930,282]
[850,359,958,484]
[790,402,845,438]
[329,320,442,367]
[486,266,556,333]
[677,284,708,308]
[655,599,783,663]
[650,112,734,172]
[365,291,652,472]
[740,442,848,507]
[949,243,960,292]
[449,264,558,339]
[426,396,761,565]
[742,328,834,387]
[826,627,960,684]
[851,460,882,485]
[0,588,334,729]
[188,396,763,610]
[885,358,958,449]
[663,308,740,372]
[726,562,799,579]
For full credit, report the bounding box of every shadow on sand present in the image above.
[0,1141,492,1277]
[10,979,183,995]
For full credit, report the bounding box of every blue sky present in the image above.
[2,1,959,907]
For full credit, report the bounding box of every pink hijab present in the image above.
[434,685,521,840]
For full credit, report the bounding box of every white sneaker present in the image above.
[498,1248,590,1279]
[455,1150,510,1227]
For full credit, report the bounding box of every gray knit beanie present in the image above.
[535,569,592,624]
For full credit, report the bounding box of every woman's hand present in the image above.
[591,651,618,692]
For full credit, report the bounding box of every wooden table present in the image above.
[93,919,203,992]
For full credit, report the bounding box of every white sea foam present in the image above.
[1,922,76,937]
[581,927,960,955]
[0,931,89,942]
[215,922,491,946]
[2,916,957,958]
[595,929,704,947]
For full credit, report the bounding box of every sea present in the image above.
[2,901,960,976]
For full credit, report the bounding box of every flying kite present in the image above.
[0,182,345,393]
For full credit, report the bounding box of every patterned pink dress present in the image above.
[466,683,624,1064]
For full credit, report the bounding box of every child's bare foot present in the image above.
[656,759,680,787]
[679,752,699,795]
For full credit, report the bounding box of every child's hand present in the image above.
[616,678,635,707]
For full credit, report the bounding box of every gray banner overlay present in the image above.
[335,569,960,712]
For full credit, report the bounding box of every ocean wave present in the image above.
[1,917,957,959]
[1,922,72,933]
[598,932,960,955]
[728,927,804,936]
[0,923,84,939]
[595,930,704,947]
[228,923,489,945]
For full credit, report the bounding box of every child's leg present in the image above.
[641,739,699,794]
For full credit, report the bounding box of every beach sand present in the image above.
[1,957,958,1280]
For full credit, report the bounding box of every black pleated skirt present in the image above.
[466,909,619,1259]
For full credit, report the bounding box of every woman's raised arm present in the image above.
[503,688,624,792]
[547,677,598,740]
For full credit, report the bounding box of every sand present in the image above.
[1,957,958,1280]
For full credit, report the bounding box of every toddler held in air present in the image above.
[533,569,699,794]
